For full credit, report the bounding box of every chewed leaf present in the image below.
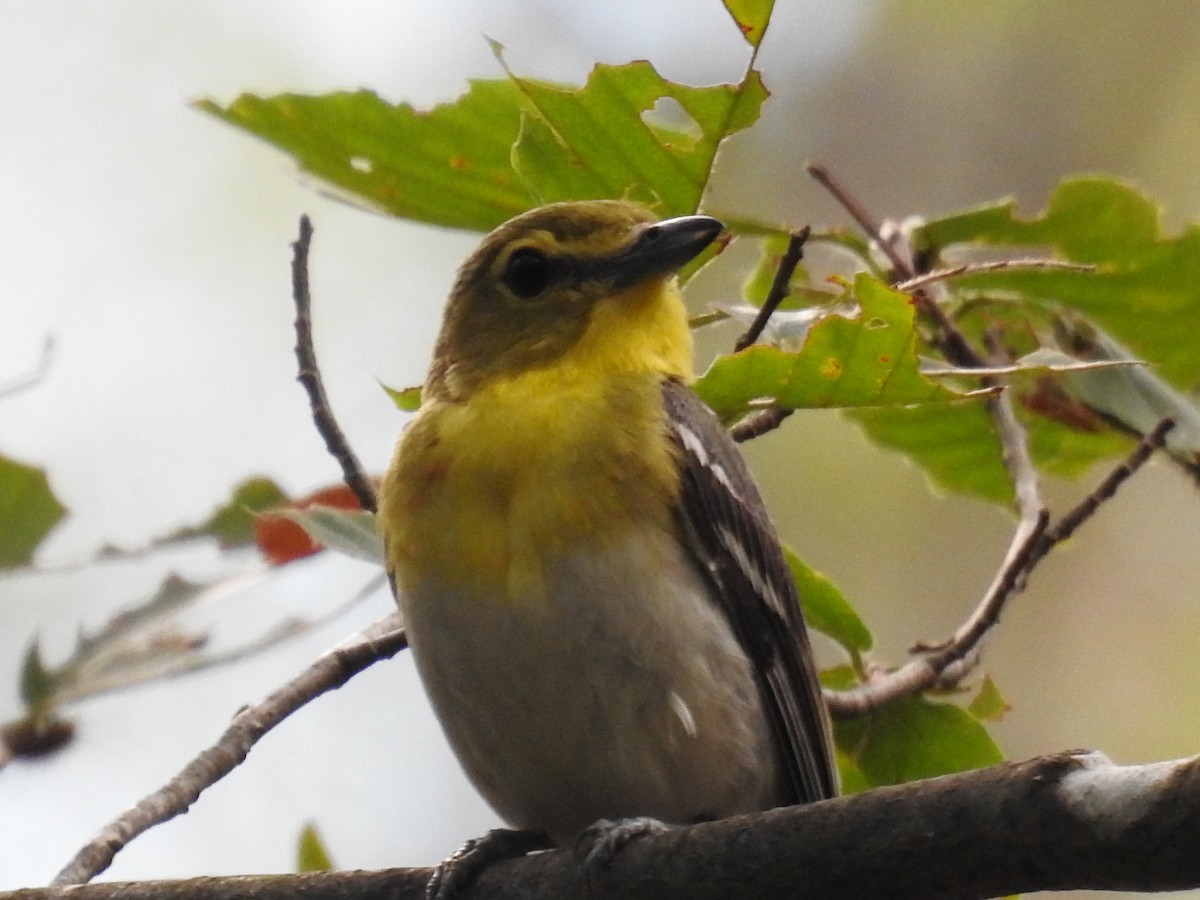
[920,177,1200,387]
[694,273,968,421]
[510,61,768,216]
[197,84,536,232]
[198,57,767,231]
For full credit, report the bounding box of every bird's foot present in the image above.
[575,816,670,874]
[425,828,552,900]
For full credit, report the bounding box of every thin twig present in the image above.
[0,335,54,399]
[734,227,810,352]
[895,258,1095,294]
[806,162,983,369]
[808,164,1168,716]
[1033,418,1176,562]
[806,162,909,278]
[292,216,378,513]
[51,615,408,886]
[983,329,1044,528]
[826,421,1171,718]
[723,228,812,444]
[730,408,794,443]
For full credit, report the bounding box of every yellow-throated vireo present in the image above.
[379,200,836,884]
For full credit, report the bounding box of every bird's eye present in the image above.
[502,247,555,298]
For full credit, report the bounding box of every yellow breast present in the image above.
[380,366,680,605]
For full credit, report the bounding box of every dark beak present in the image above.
[606,215,724,289]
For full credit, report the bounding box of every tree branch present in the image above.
[807,164,1173,716]
[20,751,1200,899]
[733,226,810,352]
[292,215,378,513]
[51,616,407,886]
[826,410,1170,718]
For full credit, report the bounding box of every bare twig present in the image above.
[729,407,793,443]
[806,162,909,278]
[722,229,812,444]
[292,216,378,513]
[808,164,1172,716]
[826,421,1170,717]
[734,227,810,352]
[1031,418,1176,564]
[51,615,407,886]
[807,162,983,369]
[984,329,1044,533]
[0,335,54,399]
[895,258,1095,294]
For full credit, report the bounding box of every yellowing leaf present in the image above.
[296,822,334,873]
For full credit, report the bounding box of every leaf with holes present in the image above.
[694,273,969,421]
[510,60,767,216]
[197,83,536,231]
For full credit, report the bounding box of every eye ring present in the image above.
[502,247,556,299]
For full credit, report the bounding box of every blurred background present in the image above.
[3,2,1200,896]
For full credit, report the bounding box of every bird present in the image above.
[377,199,837,889]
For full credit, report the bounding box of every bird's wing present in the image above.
[661,378,837,804]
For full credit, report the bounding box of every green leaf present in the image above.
[197,83,537,232]
[967,676,1011,722]
[275,507,385,565]
[296,822,334,873]
[1057,319,1200,467]
[920,177,1200,388]
[382,382,423,412]
[0,454,66,568]
[1023,408,1134,481]
[835,694,1003,790]
[738,232,819,308]
[199,59,768,232]
[722,0,776,48]
[785,549,872,655]
[850,401,1012,504]
[19,638,57,710]
[852,380,1136,507]
[694,274,968,421]
[195,477,289,548]
[510,61,768,216]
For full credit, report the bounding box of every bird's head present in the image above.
[426,200,723,400]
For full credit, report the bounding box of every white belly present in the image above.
[400,528,778,844]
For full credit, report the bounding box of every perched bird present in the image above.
[379,200,836,879]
